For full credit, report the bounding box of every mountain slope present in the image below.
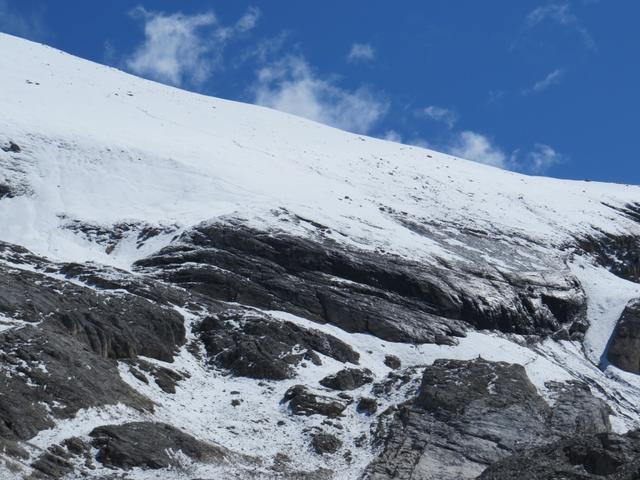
[1,33,640,479]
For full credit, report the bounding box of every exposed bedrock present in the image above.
[0,250,187,444]
[478,430,640,479]
[89,422,234,470]
[608,299,640,373]
[135,222,587,344]
[578,204,640,283]
[0,266,185,362]
[364,358,612,480]
[195,309,359,380]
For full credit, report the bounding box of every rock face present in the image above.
[479,430,640,479]
[0,228,634,480]
[0,258,185,363]
[0,247,191,442]
[196,310,359,380]
[135,222,587,345]
[365,358,612,480]
[608,299,640,373]
[90,422,230,470]
[577,204,640,283]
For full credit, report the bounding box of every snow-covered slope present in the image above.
[2,33,640,480]
[1,32,639,268]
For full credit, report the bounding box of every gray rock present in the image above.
[196,310,359,380]
[1,141,20,153]
[383,355,401,370]
[608,299,640,373]
[135,222,586,345]
[479,430,640,479]
[311,432,342,455]
[357,397,378,416]
[90,422,230,470]
[365,358,612,480]
[319,368,374,391]
[283,385,349,418]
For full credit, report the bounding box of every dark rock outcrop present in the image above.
[365,358,612,480]
[196,310,359,380]
[283,385,349,418]
[90,422,230,470]
[0,265,185,362]
[383,355,401,370]
[608,299,640,373]
[479,430,640,479]
[311,432,343,455]
[126,358,189,393]
[0,245,187,444]
[578,230,640,283]
[0,183,13,199]
[319,368,374,391]
[357,397,378,415]
[1,141,20,153]
[135,222,586,345]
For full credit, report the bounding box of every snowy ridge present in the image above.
[1,32,639,269]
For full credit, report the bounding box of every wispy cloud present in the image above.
[444,131,565,174]
[253,55,387,134]
[0,0,47,40]
[420,105,458,128]
[382,130,403,143]
[347,43,376,63]
[449,131,508,168]
[523,68,565,95]
[524,2,595,50]
[512,143,566,174]
[124,6,260,87]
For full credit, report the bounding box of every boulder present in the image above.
[320,368,374,391]
[311,432,343,455]
[283,385,349,418]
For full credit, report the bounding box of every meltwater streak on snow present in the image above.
[1,32,640,270]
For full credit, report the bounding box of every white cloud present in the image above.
[513,143,566,174]
[347,43,376,63]
[525,2,595,50]
[125,6,260,87]
[448,131,508,168]
[524,68,565,95]
[383,130,403,143]
[215,6,260,42]
[421,105,458,128]
[445,132,564,174]
[254,55,387,134]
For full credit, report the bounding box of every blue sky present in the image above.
[1,1,638,184]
